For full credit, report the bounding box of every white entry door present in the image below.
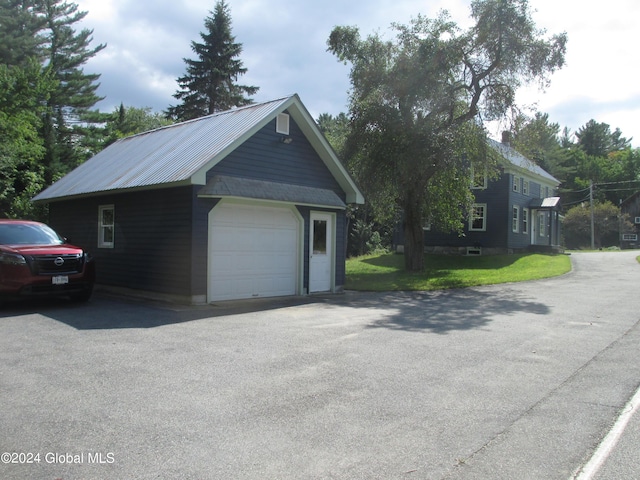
[309,212,333,293]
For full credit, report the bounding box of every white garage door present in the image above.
[208,202,299,301]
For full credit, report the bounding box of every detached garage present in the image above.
[33,95,364,304]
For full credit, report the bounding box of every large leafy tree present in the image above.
[167,0,258,121]
[563,201,633,249]
[0,61,56,218]
[328,0,566,271]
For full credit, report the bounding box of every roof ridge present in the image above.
[119,95,297,142]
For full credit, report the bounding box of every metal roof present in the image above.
[529,196,561,209]
[487,138,560,185]
[33,95,365,205]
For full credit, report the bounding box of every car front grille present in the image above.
[28,254,84,275]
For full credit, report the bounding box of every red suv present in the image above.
[0,219,95,303]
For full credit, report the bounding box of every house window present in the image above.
[98,205,114,248]
[471,166,487,189]
[522,208,529,234]
[512,206,520,233]
[522,180,529,196]
[276,113,290,134]
[622,234,638,241]
[634,217,640,224]
[469,204,487,231]
[512,175,520,193]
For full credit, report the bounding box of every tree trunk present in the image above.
[403,203,425,271]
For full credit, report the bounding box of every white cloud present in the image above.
[74,0,640,145]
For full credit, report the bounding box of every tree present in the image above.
[0,61,56,218]
[0,0,47,66]
[575,119,631,157]
[328,0,566,271]
[511,112,566,176]
[40,0,106,182]
[103,104,174,145]
[563,201,631,249]
[167,0,258,121]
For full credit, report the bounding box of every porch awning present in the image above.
[529,196,560,209]
[198,175,346,209]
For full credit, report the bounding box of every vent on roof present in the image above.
[276,113,290,135]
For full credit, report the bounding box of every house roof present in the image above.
[199,175,346,209]
[488,138,560,185]
[33,94,364,205]
[529,196,561,209]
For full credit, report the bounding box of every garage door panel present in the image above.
[209,203,299,301]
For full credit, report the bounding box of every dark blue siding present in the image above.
[508,174,534,249]
[423,175,510,249]
[208,114,345,199]
[49,187,195,296]
[191,194,220,297]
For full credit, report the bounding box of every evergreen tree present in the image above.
[575,119,631,157]
[40,0,106,182]
[167,0,258,121]
[0,0,47,66]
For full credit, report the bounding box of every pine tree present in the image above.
[167,0,258,121]
[0,0,47,66]
[40,0,106,181]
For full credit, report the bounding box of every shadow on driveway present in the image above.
[342,288,550,334]
[0,287,550,334]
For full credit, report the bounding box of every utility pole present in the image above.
[590,180,595,249]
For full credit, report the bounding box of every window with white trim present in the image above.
[276,113,290,134]
[512,175,520,193]
[622,233,638,241]
[512,206,520,233]
[98,205,115,248]
[469,204,487,231]
[522,208,529,234]
[522,180,529,196]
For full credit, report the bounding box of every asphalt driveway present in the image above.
[1,251,640,479]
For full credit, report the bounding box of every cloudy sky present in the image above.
[74,0,640,146]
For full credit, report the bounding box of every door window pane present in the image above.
[313,220,327,254]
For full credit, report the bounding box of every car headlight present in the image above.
[0,253,27,265]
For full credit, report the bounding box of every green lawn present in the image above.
[345,253,572,291]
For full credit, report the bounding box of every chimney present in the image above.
[501,131,511,146]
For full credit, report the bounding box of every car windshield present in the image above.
[0,223,65,245]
